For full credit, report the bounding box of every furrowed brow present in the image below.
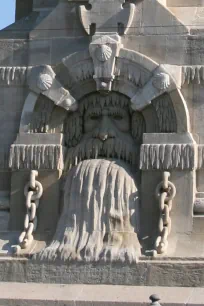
[85,107,102,117]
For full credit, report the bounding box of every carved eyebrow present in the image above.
[104,107,126,116]
[85,107,127,118]
[85,107,102,118]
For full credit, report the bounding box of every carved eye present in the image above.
[90,114,100,120]
[112,114,123,120]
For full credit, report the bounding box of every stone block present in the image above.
[51,37,89,65]
[0,40,14,66]
[0,0,204,285]
[0,211,9,231]
[28,40,51,66]
[29,3,86,39]
[167,0,204,6]
[33,0,58,10]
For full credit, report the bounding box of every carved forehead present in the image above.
[84,106,129,118]
[79,92,130,114]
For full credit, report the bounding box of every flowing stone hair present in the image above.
[64,92,146,148]
[36,159,141,263]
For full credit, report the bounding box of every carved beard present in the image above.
[36,159,141,263]
[64,135,140,172]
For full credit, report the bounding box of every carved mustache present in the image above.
[64,137,139,172]
[92,129,116,141]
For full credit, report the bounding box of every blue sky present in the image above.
[0,0,15,30]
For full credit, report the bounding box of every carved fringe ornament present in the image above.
[63,51,94,87]
[1,63,204,88]
[65,138,139,172]
[1,64,204,88]
[197,145,204,169]
[152,94,177,133]
[115,58,151,87]
[68,60,94,87]
[9,143,204,171]
[9,145,65,170]
[140,144,195,170]
[0,67,31,85]
[182,66,204,85]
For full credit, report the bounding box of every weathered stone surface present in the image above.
[1,0,204,290]
[0,259,204,287]
[1,282,203,306]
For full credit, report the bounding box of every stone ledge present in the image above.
[0,282,204,306]
[1,259,204,287]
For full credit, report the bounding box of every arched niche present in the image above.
[19,48,190,134]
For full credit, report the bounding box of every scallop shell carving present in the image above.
[95,44,112,62]
[37,74,53,91]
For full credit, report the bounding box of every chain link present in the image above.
[13,170,43,254]
[154,172,176,255]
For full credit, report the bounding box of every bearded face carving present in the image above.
[36,92,145,263]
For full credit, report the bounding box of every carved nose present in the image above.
[98,133,108,141]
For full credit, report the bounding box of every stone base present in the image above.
[0,282,204,306]
[1,257,204,287]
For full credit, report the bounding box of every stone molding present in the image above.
[2,64,204,87]
[197,145,204,169]
[10,142,204,171]
[0,64,203,88]
[9,144,65,170]
[0,66,31,86]
[182,66,204,85]
[9,133,65,170]
[140,143,196,170]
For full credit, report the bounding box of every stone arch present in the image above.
[20,49,190,134]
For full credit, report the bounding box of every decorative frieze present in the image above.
[182,66,204,85]
[0,67,31,85]
[1,64,204,89]
[197,145,204,169]
[140,144,196,170]
[9,145,65,170]
[115,58,151,87]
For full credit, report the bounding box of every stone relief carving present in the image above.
[89,34,122,92]
[9,144,65,170]
[182,66,204,85]
[131,67,175,111]
[152,93,177,133]
[7,19,196,261]
[140,144,196,171]
[37,73,53,91]
[0,66,30,85]
[27,95,55,133]
[1,64,204,87]
[27,65,77,112]
[35,92,144,263]
[152,73,171,91]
